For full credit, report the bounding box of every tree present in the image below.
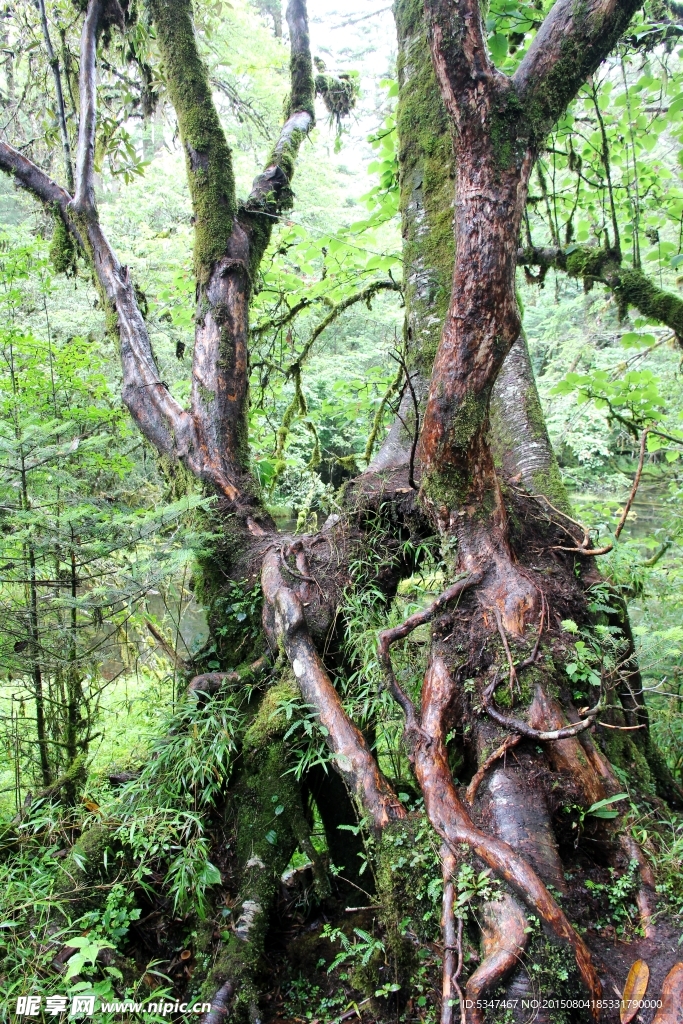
[2,0,683,1020]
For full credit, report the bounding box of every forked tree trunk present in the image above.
[4,0,683,1019]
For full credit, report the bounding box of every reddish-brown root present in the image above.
[412,657,602,1013]
[465,735,520,805]
[464,895,529,1024]
[530,688,658,939]
[261,548,404,829]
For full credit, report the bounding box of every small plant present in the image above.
[321,925,385,973]
[453,863,502,919]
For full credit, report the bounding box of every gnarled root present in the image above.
[441,845,465,1024]
[530,687,657,939]
[200,981,233,1024]
[262,548,404,828]
[464,894,528,1024]
[411,657,602,1014]
[483,765,566,893]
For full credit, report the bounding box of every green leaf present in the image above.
[586,793,628,816]
[488,33,507,62]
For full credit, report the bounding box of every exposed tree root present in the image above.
[621,834,656,940]
[200,735,314,1021]
[409,656,602,1011]
[482,672,602,740]
[440,845,465,1024]
[530,688,658,939]
[200,981,233,1024]
[464,894,529,1024]
[482,766,566,894]
[261,548,404,828]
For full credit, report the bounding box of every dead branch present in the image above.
[37,0,74,192]
[146,620,187,670]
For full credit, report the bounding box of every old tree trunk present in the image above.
[3,0,683,1020]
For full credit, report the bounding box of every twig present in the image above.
[596,721,645,731]
[378,573,484,732]
[551,428,649,556]
[518,592,546,670]
[465,735,521,805]
[492,605,518,698]
[482,673,602,740]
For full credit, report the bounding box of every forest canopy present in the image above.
[2,0,683,1023]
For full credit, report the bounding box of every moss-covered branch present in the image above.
[514,0,643,144]
[149,0,236,283]
[519,244,683,342]
[242,0,316,274]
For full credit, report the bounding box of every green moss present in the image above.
[421,390,490,507]
[395,0,455,378]
[49,211,77,275]
[54,823,115,911]
[203,741,302,1020]
[149,0,236,282]
[243,677,298,749]
[487,88,530,173]
[197,382,215,406]
[315,72,359,121]
[614,267,683,335]
[288,50,316,120]
[565,245,615,284]
[375,817,429,985]
[604,732,655,795]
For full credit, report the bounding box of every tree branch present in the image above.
[423,0,497,123]
[0,141,73,221]
[73,0,123,214]
[518,244,683,341]
[148,0,236,282]
[514,0,642,141]
[37,0,74,192]
[242,0,316,267]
